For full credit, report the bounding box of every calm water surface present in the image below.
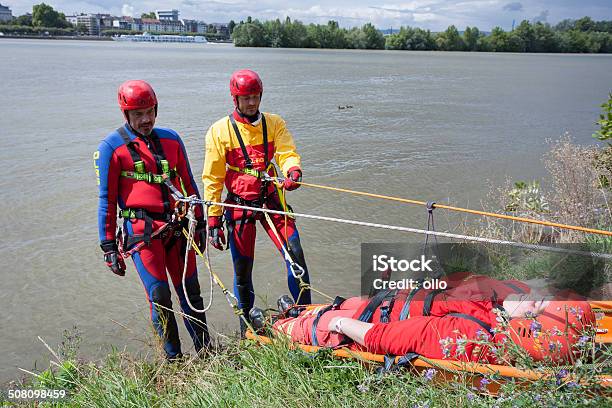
[1,39,611,382]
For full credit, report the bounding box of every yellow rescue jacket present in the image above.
[202,112,301,216]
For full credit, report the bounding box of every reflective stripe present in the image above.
[227,164,266,179]
[120,169,177,184]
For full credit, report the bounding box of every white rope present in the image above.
[262,211,305,279]
[180,198,612,260]
[181,199,214,313]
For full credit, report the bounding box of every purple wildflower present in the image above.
[530,320,542,338]
[467,392,475,401]
[479,377,491,390]
[423,368,436,381]
[556,369,569,385]
[577,336,590,347]
[566,381,580,389]
[476,329,489,341]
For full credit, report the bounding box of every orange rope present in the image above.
[297,181,612,237]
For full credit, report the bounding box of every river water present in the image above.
[1,39,611,383]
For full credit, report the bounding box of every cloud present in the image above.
[533,9,549,22]
[413,13,437,22]
[121,4,134,17]
[369,6,415,15]
[502,2,523,12]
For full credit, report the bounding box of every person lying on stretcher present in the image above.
[269,273,596,363]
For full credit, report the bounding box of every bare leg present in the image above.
[328,317,374,346]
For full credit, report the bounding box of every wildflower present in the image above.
[556,369,568,385]
[530,320,542,338]
[533,394,541,402]
[577,335,590,347]
[479,377,491,390]
[466,392,475,402]
[551,326,563,336]
[356,383,369,393]
[456,337,467,355]
[566,381,580,389]
[439,337,453,358]
[476,329,489,341]
[423,368,436,381]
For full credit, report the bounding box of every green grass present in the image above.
[4,335,611,408]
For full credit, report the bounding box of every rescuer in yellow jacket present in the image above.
[202,69,311,332]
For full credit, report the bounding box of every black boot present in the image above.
[277,294,295,314]
[248,307,266,332]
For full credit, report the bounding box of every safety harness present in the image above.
[224,114,293,237]
[356,287,498,336]
[354,286,504,373]
[116,126,185,248]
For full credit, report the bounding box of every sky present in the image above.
[4,0,612,31]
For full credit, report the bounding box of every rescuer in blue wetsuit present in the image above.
[95,80,209,359]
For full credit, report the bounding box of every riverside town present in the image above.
[0,4,232,40]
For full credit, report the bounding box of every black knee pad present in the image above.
[233,256,254,279]
[287,236,306,264]
[183,275,202,298]
[150,283,173,309]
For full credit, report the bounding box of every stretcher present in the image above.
[246,301,612,394]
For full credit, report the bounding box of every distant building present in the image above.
[66,15,78,26]
[0,3,13,22]
[210,23,229,37]
[156,9,179,21]
[141,18,163,32]
[182,19,207,34]
[97,14,114,30]
[139,18,184,33]
[75,14,100,35]
[113,16,138,31]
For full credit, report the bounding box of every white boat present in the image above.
[112,32,207,43]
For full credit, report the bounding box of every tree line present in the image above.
[232,16,612,53]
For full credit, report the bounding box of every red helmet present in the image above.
[509,301,595,362]
[230,69,263,97]
[117,80,158,116]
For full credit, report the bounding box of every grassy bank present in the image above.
[3,332,611,407]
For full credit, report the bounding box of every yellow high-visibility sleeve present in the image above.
[271,115,301,176]
[202,123,227,217]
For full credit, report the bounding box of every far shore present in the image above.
[0,35,233,43]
